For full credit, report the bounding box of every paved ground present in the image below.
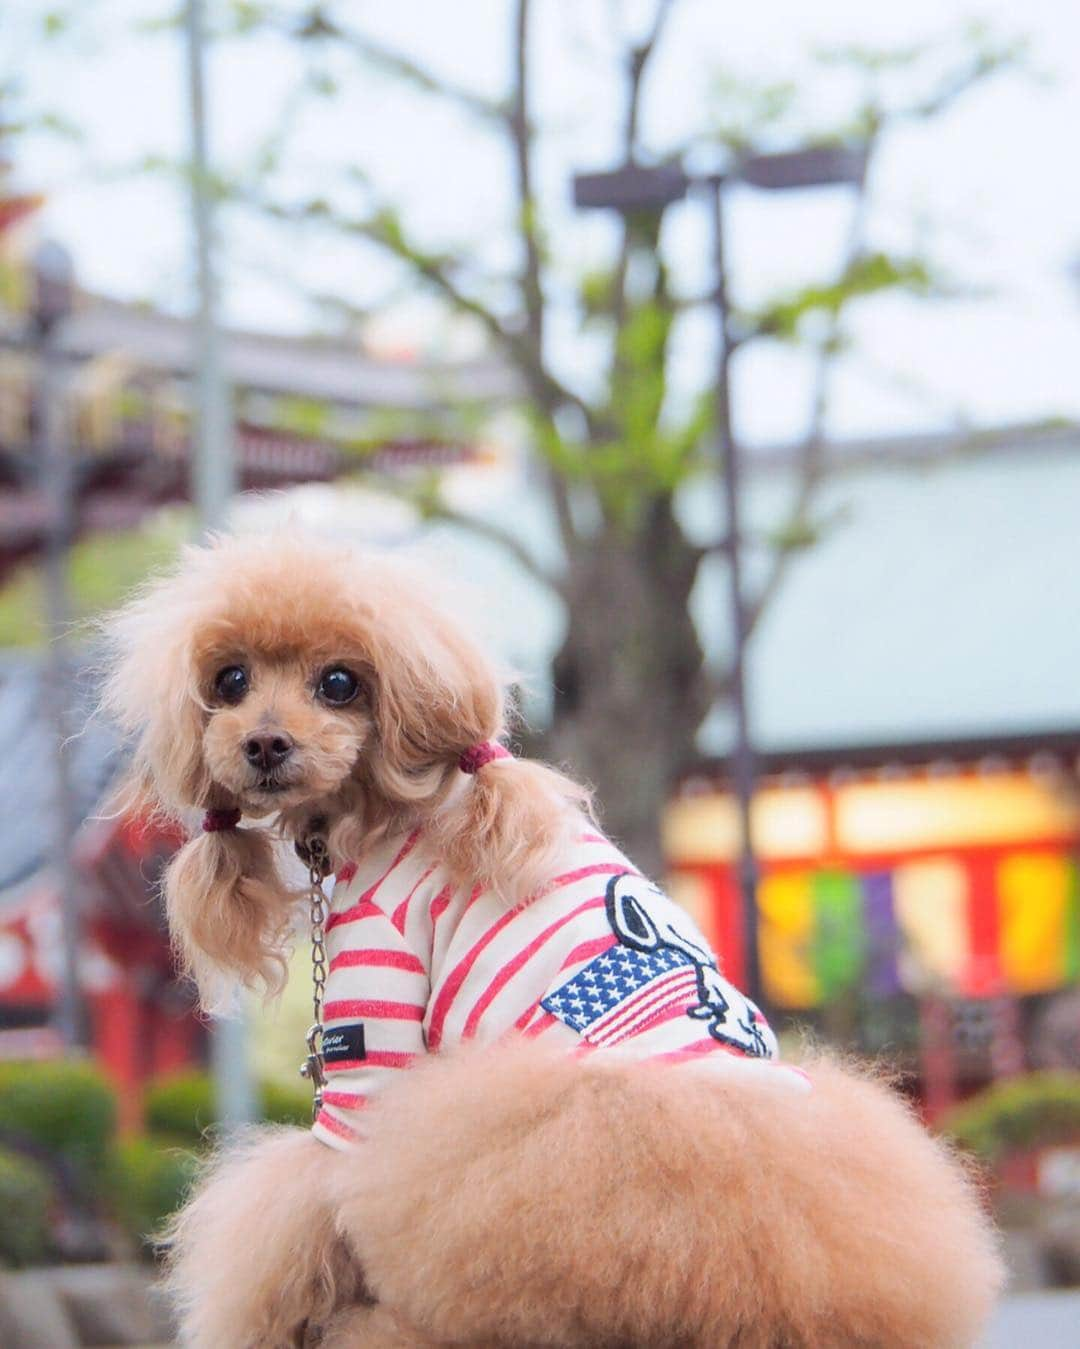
[980,1291,1080,1347]
[100,1291,1080,1348]
[108,1293,1080,1349]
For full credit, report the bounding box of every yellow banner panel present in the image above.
[758,872,819,1008]
[998,853,1068,994]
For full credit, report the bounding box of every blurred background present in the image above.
[0,1,1078,1343]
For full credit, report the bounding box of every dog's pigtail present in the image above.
[434,754,593,907]
[355,561,594,904]
[165,827,296,1012]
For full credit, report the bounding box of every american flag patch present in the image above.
[541,945,700,1047]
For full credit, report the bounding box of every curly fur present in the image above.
[342,1041,1004,1348]
[162,1127,362,1349]
[99,532,590,1008]
[166,1042,1003,1348]
[164,827,296,1010]
[318,1306,441,1348]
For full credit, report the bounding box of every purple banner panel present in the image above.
[863,870,903,999]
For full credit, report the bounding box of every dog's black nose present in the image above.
[243,732,294,771]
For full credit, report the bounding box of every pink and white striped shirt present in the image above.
[312,827,805,1151]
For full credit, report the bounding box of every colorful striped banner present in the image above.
[679,848,1080,1010]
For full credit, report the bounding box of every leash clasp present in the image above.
[300,1021,326,1117]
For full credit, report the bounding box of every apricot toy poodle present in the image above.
[101,532,1003,1348]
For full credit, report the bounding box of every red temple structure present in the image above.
[666,731,1080,1115]
[0,809,193,1130]
[0,178,515,1124]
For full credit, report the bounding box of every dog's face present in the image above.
[104,535,505,823]
[197,645,373,814]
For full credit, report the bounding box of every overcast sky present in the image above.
[10,0,1080,448]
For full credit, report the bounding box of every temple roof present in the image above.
[734,424,1080,754]
[401,420,1080,756]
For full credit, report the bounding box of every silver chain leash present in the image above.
[298,835,330,1121]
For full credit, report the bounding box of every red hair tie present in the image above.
[458,742,511,775]
[203,808,242,833]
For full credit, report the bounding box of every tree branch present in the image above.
[252,192,597,431]
[740,138,877,644]
[358,472,563,594]
[350,221,598,435]
[699,45,1018,704]
[544,460,578,556]
[626,0,677,146]
[505,0,597,547]
[282,5,510,124]
[898,44,1023,123]
[700,142,879,718]
[612,0,677,331]
[423,501,563,595]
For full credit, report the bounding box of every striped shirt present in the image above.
[311,828,806,1150]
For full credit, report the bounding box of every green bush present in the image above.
[110,1134,198,1252]
[0,1060,116,1196]
[143,1073,217,1145]
[145,1071,312,1144]
[261,1078,316,1129]
[0,1145,54,1267]
[940,1071,1080,1163]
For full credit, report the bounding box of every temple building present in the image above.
[663,422,1080,1109]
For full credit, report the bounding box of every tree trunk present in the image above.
[545,498,707,877]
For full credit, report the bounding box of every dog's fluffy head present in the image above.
[103,532,503,819]
[101,531,589,1004]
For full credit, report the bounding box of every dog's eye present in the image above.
[214,666,249,704]
[317,667,359,706]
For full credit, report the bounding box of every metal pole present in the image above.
[185,0,234,523]
[708,177,763,1009]
[35,277,88,1050]
[184,0,255,1128]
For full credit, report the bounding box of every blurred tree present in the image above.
[219,2,1023,869]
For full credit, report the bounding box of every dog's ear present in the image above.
[359,578,591,904]
[100,558,213,816]
[361,598,502,808]
[434,753,593,905]
[101,555,297,1002]
[165,827,295,1010]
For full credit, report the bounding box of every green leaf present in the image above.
[307,69,339,98]
[37,110,81,141]
[579,269,616,320]
[706,71,800,152]
[745,251,940,341]
[41,10,72,39]
[271,395,332,438]
[295,6,340,41]
[227,1,270,36]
